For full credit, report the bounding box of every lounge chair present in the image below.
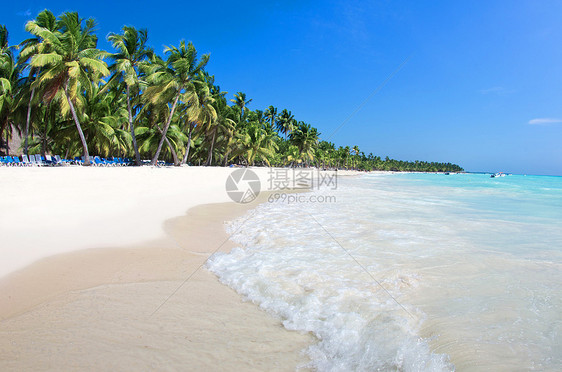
[44,155,56,166]
[21,154,32,166]
[34,154,45,166]
[93,156,104,166]
[11,156,22,166]
[54,155,69,166]
[28,155,38,166]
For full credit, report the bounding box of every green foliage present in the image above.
[0,10,464,172]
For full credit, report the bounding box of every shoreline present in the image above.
[0,196,315,370]
[0,166,361,370]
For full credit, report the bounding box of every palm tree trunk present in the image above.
[24,87,35,156]
[223,133,233,167]
[166,136,180,165]
[155,124,179,165]
[41,125,47,157]
[223,149,230,167]
[205,128,216,166]
[126,85,141,166]
[181,125,193,165]
[151,90,181,166]
[64,82,90,166]
[0,121,8,155]
[4,129,9,155]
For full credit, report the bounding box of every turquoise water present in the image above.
[208,173,562,371]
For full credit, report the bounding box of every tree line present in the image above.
[0,10,463,172]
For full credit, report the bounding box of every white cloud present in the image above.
[528,118,562,125]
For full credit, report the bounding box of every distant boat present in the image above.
[491,172,507,178]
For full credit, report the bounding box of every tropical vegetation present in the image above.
[0,10,463,173]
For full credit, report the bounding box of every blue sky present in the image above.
[3,0,562,175]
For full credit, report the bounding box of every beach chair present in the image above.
[28,155,38,166]
[3,156,15,166]
[21,154,32,166]
[93,156,104,166]
[11,156,22,166]
[44,155,56,166]
[111,157,122,166]
[54,155,68,166]
[41,155,55,166]
[34,154,45,166]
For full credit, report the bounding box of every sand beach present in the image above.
[0,166,349,370]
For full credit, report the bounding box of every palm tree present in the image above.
[106,26,154,165]
[144,41,209,166]
[351,145,360,169]
[264,105,277,131]
[289,121,319,166]
[18,10,57,156]
[214,101,237,166]
[0,25,20,155]
[234,121,278,166]
[27,12,109,166]
[179,80,216,165]
[276,108,294,139]
[230,91,252,119]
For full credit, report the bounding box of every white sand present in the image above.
[0,165,356,370]
[1,166,284,279]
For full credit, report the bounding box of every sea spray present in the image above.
[208,184,452,370]
[207,173,562,370]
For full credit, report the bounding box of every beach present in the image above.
[0,166,346,370]
[3,169,560,371]
[207,172,562,371]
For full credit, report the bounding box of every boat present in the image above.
[491,172,507,178]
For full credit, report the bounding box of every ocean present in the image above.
[207,172,562,371]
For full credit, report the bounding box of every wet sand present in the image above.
[0,199,314,370]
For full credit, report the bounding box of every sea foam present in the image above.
[207,173,562,370]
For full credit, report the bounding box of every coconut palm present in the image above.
[144,41,209,165]
[351,145,360,169]
[26,12,109,165]
[106,26,154,165]
[289,121,319,166]
[136,123,186,163]
[214,102,237,166]
[18,10,57,156]
[234,121,278,166]
[264,105,277,131]
[187,80,217,166]
[276,108,294,139]
[0,25,20,154]
[230,91,252,120]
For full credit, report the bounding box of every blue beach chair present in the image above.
[34,154,45,166]
[12,156,22,166]
[21,154,32,166]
